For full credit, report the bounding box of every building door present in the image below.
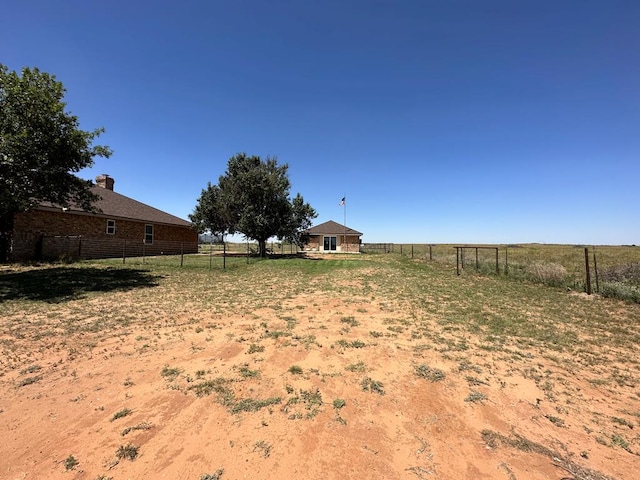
[323,236,337,251]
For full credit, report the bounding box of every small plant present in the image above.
[301,389,323,408]
[17,375,43,387]
[361,377,385,395]
[611,434,631,451]
[230,397,282,414]
[253,440,272,458]
[248,343,265,354]
[121,422,152,436]
[200,470,224,480]
[111,408,133,422]
[64,454,79,471]
[414,364,446,382]
[369,331,383,338]
[288,365,303,375]
[612,416,634,428]
[123,378,134,387]
[161,365,181,379]
[340,316,359,327]
[544,414,565,427]
[116,443,139,461]
[264,330,291,339]
[188,378,234,404]
[345,361,366,372]
[465,390,487,403]
[336,339,366,349]
[333,398,346,409]
[239,365,259,378]
[20,364,42,375]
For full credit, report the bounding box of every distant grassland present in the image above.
[390,243,640,302]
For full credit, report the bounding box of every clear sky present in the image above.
[2,1,638,244]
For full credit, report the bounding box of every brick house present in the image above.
[11,174,198,261]
[304,220,362,253]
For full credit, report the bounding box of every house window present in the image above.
[323,236,337,251]
[106,219,116,235]
[145,224,154,244]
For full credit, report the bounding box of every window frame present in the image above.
[106,219,116,235]
[144,224,154,244]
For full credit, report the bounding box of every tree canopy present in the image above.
[0,64,112,260]
[190,153,317,257]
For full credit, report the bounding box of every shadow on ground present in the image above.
[0,266,162,303]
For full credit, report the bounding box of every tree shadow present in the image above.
[0,266,162,303]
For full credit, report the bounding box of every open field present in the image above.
[1,253,639,479]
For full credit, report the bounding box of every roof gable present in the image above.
[306,220,362,236]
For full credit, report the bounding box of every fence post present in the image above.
[122,239,126,264]
[78,236,82,260]
[411,245,414,259]
[429,245,433,261]
[584,247,592,295]
[223,241,226,270]
[209,243,213,269]
[180,242,184,267]
[400,244,403,255]
[476,247,479,270]
[456,247,460,275]
[593,247,600,293]
[505,246,509,275]
[495,247,499,274]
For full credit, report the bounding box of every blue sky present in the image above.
[2,1,638,244]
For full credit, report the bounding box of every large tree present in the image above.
[190,153,316,257]
[0,64,112,260]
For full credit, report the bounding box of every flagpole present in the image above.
[343,194,346,253]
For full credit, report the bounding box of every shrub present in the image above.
[526,262,568,287]
[600,262,640,285]
[600,281,640,303]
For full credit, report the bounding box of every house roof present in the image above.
[39,186,192,227]
[306,220,362,236]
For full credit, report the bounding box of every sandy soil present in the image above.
[1,263,639,480]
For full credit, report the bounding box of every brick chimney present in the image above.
[95,174,115,191]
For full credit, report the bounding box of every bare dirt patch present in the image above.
[1,258,639,479]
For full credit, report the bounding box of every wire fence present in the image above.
[387,243,640,302]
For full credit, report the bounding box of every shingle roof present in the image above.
[40,186,191,227]
[306,220,362,236]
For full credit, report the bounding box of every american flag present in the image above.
[338,197,346,206]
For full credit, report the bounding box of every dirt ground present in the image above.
[1,260,639,480]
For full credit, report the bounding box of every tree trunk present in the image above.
[259,238,267,258]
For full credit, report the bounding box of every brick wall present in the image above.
[12,208,197,260]
[304,234,361,253]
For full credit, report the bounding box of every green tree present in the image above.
[0,64,112,261]
[191,153,316,257]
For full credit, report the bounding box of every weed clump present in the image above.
[414,364,446,382]
[64,455,79,471]
[361,377,385,395]
[116,444,139,461]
